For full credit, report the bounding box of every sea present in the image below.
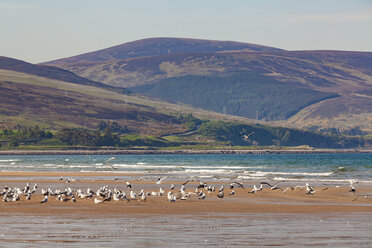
[0,153,371,247]
[0,153,371,184]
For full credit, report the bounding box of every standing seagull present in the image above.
[306,183,315,194]
[349,180,358,193]
[126,182,132,189]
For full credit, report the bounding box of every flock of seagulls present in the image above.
[0,177,367,205]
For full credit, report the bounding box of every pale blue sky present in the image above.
[1,0,371,63]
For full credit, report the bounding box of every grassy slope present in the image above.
[131,73,338,121]
[0,69,367,148]
[54,51,371,132]
[43,37,282,65]
[0,69,264,135]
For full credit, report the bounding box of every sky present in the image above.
[1,0,371,63]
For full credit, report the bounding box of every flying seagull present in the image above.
[231,182,245,191]
[156,177,167,185]
[106,157,117,163]
[260,180,284,190]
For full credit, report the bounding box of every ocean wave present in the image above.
[111,164,183,169]
[0,159,19,162]
[272,177,372,184]
[184,169,230,173]
[243,171,334,177]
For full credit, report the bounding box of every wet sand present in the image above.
[1,171,371,216]
[1,171,372,247]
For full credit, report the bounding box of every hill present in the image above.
[0,56,130,94]
[132,72,338,121]
[44,37,282,65]
[42,38,372,133]
[0,57,368,148]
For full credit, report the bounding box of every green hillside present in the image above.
[131,72,338,121]
[43,38,371,133]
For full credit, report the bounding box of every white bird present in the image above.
[217,191,224,198]
[158,188,165,196]
[306,183,315,194]
[156,177,167,185]
[219,185,224,192]
[140,193,146,202]
[229,190,235,196]
[113,193,120,201]
[260,181,284,190]
[130,191,136,199]
[170,184,175,190]
[94,198,104,204]
[40,195,48,204]
[106,157,117,163]
[126,182,132,189]
[198,192,206,200]
[167,191,176,202]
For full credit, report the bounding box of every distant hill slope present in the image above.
[0,57,367,148]
[44,37,282,65]
[0,56,129,94]
[41,38,372,132]
[132,72,338,121]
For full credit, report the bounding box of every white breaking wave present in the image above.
[243,171,334,177]
[0,159,19,162]
[272,177,372,184]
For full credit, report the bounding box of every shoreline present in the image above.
[0,148,371,155]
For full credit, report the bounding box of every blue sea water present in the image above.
[0,153,371,183]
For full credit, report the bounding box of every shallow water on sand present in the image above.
[0,213,371,247]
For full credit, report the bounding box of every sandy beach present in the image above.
[1,171,371,216]
[1,171,371,247]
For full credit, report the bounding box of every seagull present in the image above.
[229,190,235,196]
[26,193,32,200]
[349,180,358,193]
[126,182,132,189]
[198,192,206,200]
[158,188,165,196]
[71,196,76,202]
[40,195,48,204]
[260,180,284,190]
[106,157,117,163]
[282,187,294,194]
[140,193,146,202]
[170,184,175,190]
[94,198,104,204]
[306,183,315,194]
[248,185,262,194]
[113,192,120,201]
[156,177,167,185]
[130,191,136,199]
[114,177,118,181]
[197,182,207,189]
[230,182,245,191]
[167,191,176,202]
[219,185,224,192]
[217,191,224,198]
